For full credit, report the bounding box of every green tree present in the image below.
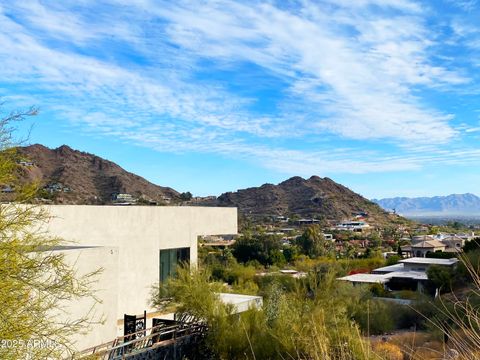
[232,233,284,266]
[0,106,100,359]
[283,245,299,263]
[180,191,193,201]
[427,265,454,293]
[463,237,480,253]
[343,242,358,259]
[297,225,334,258]
[368,232,383,248]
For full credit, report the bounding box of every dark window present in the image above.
[159,247,190,283]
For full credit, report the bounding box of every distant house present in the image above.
[44,182,69,194]
[408,240,446,257]
[334,221,370,232]
[455,232,476,241]
[323,233,334,241]
[295,218,321,225]
[441,236,465,252]
[275,215,289,223]
[411,235,435,243]
[200,239,236,249]
[338,257,458,293]
[413,226,430,233]
[1,185,14,193]
[352,211,369,217]
[112,193,136,204]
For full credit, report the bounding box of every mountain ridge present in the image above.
[11,144,406,225]
[15,144,180,204]
[373,193,480,215]
[197,175,402,225]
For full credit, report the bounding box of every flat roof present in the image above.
[372,263,404,273]
[338,273,390,284]
[399,257,458,266]
[338,270,429,284]
[279,269,298,274]
[218,293,263,313]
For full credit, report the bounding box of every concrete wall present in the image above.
[56,246,119,352]
[41,205,237,351]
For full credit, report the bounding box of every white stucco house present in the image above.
[42,205,237,352]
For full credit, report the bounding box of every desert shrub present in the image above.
[386,255,401,266]
[255,273,298,295]
[370,283,390,297]
[231,279,259,295]
[412,253,480,359]
[152,265,375,360]
[351,299,395,335]
[283,245,300,263]
[372,342,403,360]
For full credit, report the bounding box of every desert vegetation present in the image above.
[150,225,480,359]
[0,106,100,359]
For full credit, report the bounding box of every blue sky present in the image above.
[1,0,480,199]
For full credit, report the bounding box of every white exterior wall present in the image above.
[42,205,237,351]
[56,246,119,352]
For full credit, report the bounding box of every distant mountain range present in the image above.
[373,194,480,215]
[198,176,402,225]
[15,144,180,204]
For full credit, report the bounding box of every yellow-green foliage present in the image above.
[0,107,100,359]
[153,265,376,360]
[372,342,403,360]
[294,256,385,275]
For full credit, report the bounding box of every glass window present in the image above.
[159,247,190,283]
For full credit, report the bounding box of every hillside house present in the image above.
[456,232,476,241]
[412,234,435,242]
[295,218,321,225]
[442,236,465,252]
[405,239,446,257]
[112,193,136,203]
[334,221,370,232]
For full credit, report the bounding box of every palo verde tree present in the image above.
[0,105,100,359]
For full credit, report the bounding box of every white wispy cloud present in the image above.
[446,0,478,11]
[0,0,478,177]
[146,0,467,143]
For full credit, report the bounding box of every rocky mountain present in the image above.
[8,144,407,224]
[14,144,180,204]
[197,176,401,224]
[373,194,480,215]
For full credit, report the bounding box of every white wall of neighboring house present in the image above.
[41,205,237,352]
